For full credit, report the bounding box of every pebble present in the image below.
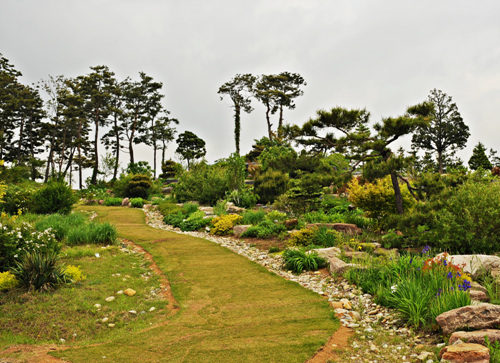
[94,303,101,308]
[117,290,123,295]
[102,317,109,323]
[149,307,156,312]
[129,310,137,314]
[108,323,115,328]
[105,296,115,302]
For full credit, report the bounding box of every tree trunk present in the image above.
[390,171,404,214]
[90,108,100,185]
[129,109,138,165]
[112,113,120,181]
[265,103,273,139]
[234,103,241,155]
[17,116,25,163]
[152,118,157,179]
[438,151,443,174]
[278,104,284,137]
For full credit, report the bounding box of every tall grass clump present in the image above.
[35,213,87,241]
[344,248,472,330]
[66,222,117,246]
[241,210,266,225]
[282,248,327,274]
[12,251,66,291]
[104,197,123,206]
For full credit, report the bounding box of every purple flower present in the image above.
[422,245,431,254]
[443,259,448,266]
[409,257,413,264]
[447,272,453,279]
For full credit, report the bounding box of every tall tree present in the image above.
[294,103,432,214]
[218,74,256,154]
[468,142,492,171]
[76,65,116,185]
[175,131,206,169]
[411,89,470,173]
[122,72,164,165]
[154,115,179,173]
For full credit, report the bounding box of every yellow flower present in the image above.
[358,246,362,251]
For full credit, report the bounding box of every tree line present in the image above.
[0,54,178,188]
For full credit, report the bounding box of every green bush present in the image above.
[0,183,36,214]
[226,187,258,208]
[241,210,266,225]
[179,210,211,231]
[130,198,144,208]
[312,227,339,247]
[183,202,199,214]
[157,201,186,217]
[288,228,316,247]
[210,214,243,235]
[66,222,117,246]
[30,180,77,215]
[282,248,327,274]
[126,174,153,199]
[253,169,289,204]
[12,251,66,291]
[436,180,500,254]
[104,197,122,206]
[241,220,286,239]
[0,271,18,290]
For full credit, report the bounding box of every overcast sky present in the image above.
[1,0,500,168]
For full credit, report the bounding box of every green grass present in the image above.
[45,206,338,362]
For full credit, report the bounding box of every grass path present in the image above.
[53,206,338,362]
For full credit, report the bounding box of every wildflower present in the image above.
[447,272,453,279]
[409,257,413,264]
[391,285,397,292]
[422,245,431,254]
[358,246,362,251]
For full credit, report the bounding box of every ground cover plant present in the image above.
[282,248,327,273]
[344,247,472,330]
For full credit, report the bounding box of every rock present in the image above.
[331,301,343,309]
[449,329,500,346]
[436,303,500,335]
[439,343,489,363]
[491,268,500,278]
[105,296,115,302]
[343,251,370,260]
[373,248,400,258]
[199,207,214,215]
[284,219,299,229]
[225,202,245,214]
[306,223,362,235]
[162,187,174,194]
[233,225,252,236]
[98,199,105,205]
[469,290,490,302]
[315,247,341,260]
[328,256,352,275]
[416,351,434,361]
[124,288,136,296]
[102,317,109,323]
[471,282,488,294]
[59,338,66,343]
[121,198,130,206]
[349,311,361,320]
[435,254,500,278]
[129,310,137,314]
[108,323,115,328]
[143,204,152,210]
[94,304,101,309]
[149,307,156,312]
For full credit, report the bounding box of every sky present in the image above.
[1,0,500,170]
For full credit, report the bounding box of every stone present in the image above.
[435,254,500,278]
[102,317,109,323]
[149,307,156,312]
[129,310,137,314]
[328,256,351,275]
[124,288,136,296]
[162,187,174,194]
[342,301,352,310]
[105,296,115,302]
[471,282,488,294]
[199,207,214,215]
[94,304,101,309]
[439,343,489,363]
[416,351,433,361]
[469,290,490,302]
[349,311,361,320]
[108,323,115,328]
[315,247,341,260]
[143,204,152,210]
[225,202,245,214]
[331,301,343,309]
[98,199,105,205]
[449,329,500,346]
[233,225,252,236]
[121,198,130,206]
[117,290,123,295]
[284,219,299,229]
[306,223,362,235]
[343,251,370,260]
[436,303,500,335]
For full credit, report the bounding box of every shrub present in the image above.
[436,180,500,254]
[210,214,243,235]
[157,201,186,217]
[347,176,415,222]
[253,169,289,204]
[265,210,287,222]
[0,214,61,272]
[268,246,280,253]
[125,174,153,199]
[183,202,199,214]
[130,198,144,208]
[66,222,117,246]
[30,180,77,215]
[312,227,339,247]
[104,197,122,206]
[0,271,18,291]
[282,248,327,274]
[0,183,36,214]
[163,212,185,228]
[288,228,316,247]
[240,219,286,239]
[12,251,66,291]
[179,210,211,231]
[241,210,266,225]
[63,265,86,282]
[226,187,258,208]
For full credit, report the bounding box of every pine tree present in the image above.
[468,142,492,171]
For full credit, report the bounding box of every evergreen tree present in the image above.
[175,131,206,169]
[218,74,256,154]
[411,89,470,173]
[468,142,492,170]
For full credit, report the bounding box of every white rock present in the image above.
[149,307,156,312]
[117,290,123,295]
[129,310,137,314]
[105,296,115,302]
[94,303,101,308]
[102,317,109,323]
[108,323,115,327]
[59,338,66,343]
[95,253,100,258]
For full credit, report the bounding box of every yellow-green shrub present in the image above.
[347,176,415,221]
[0,271,18,290]
[63,265,86,282]
[210,214,243,235]
[288,228,316,247]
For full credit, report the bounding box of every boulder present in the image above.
[435,254,500,278]
[469,290,490,302]
[225,202,245,214]
[121,198,130,206]
[199,207,214,215]
[436,303,500,335]
[449,329,500,346]
[471,282,488,294]
[98,199,105,205]
[343,251,370,260]
[328,256,352,275]
[284,219,299,229]
[439,343,489,363]
[306,223,362,235]
[233,225,252,236]
[162,187,174,194]
[315,247,341,260]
